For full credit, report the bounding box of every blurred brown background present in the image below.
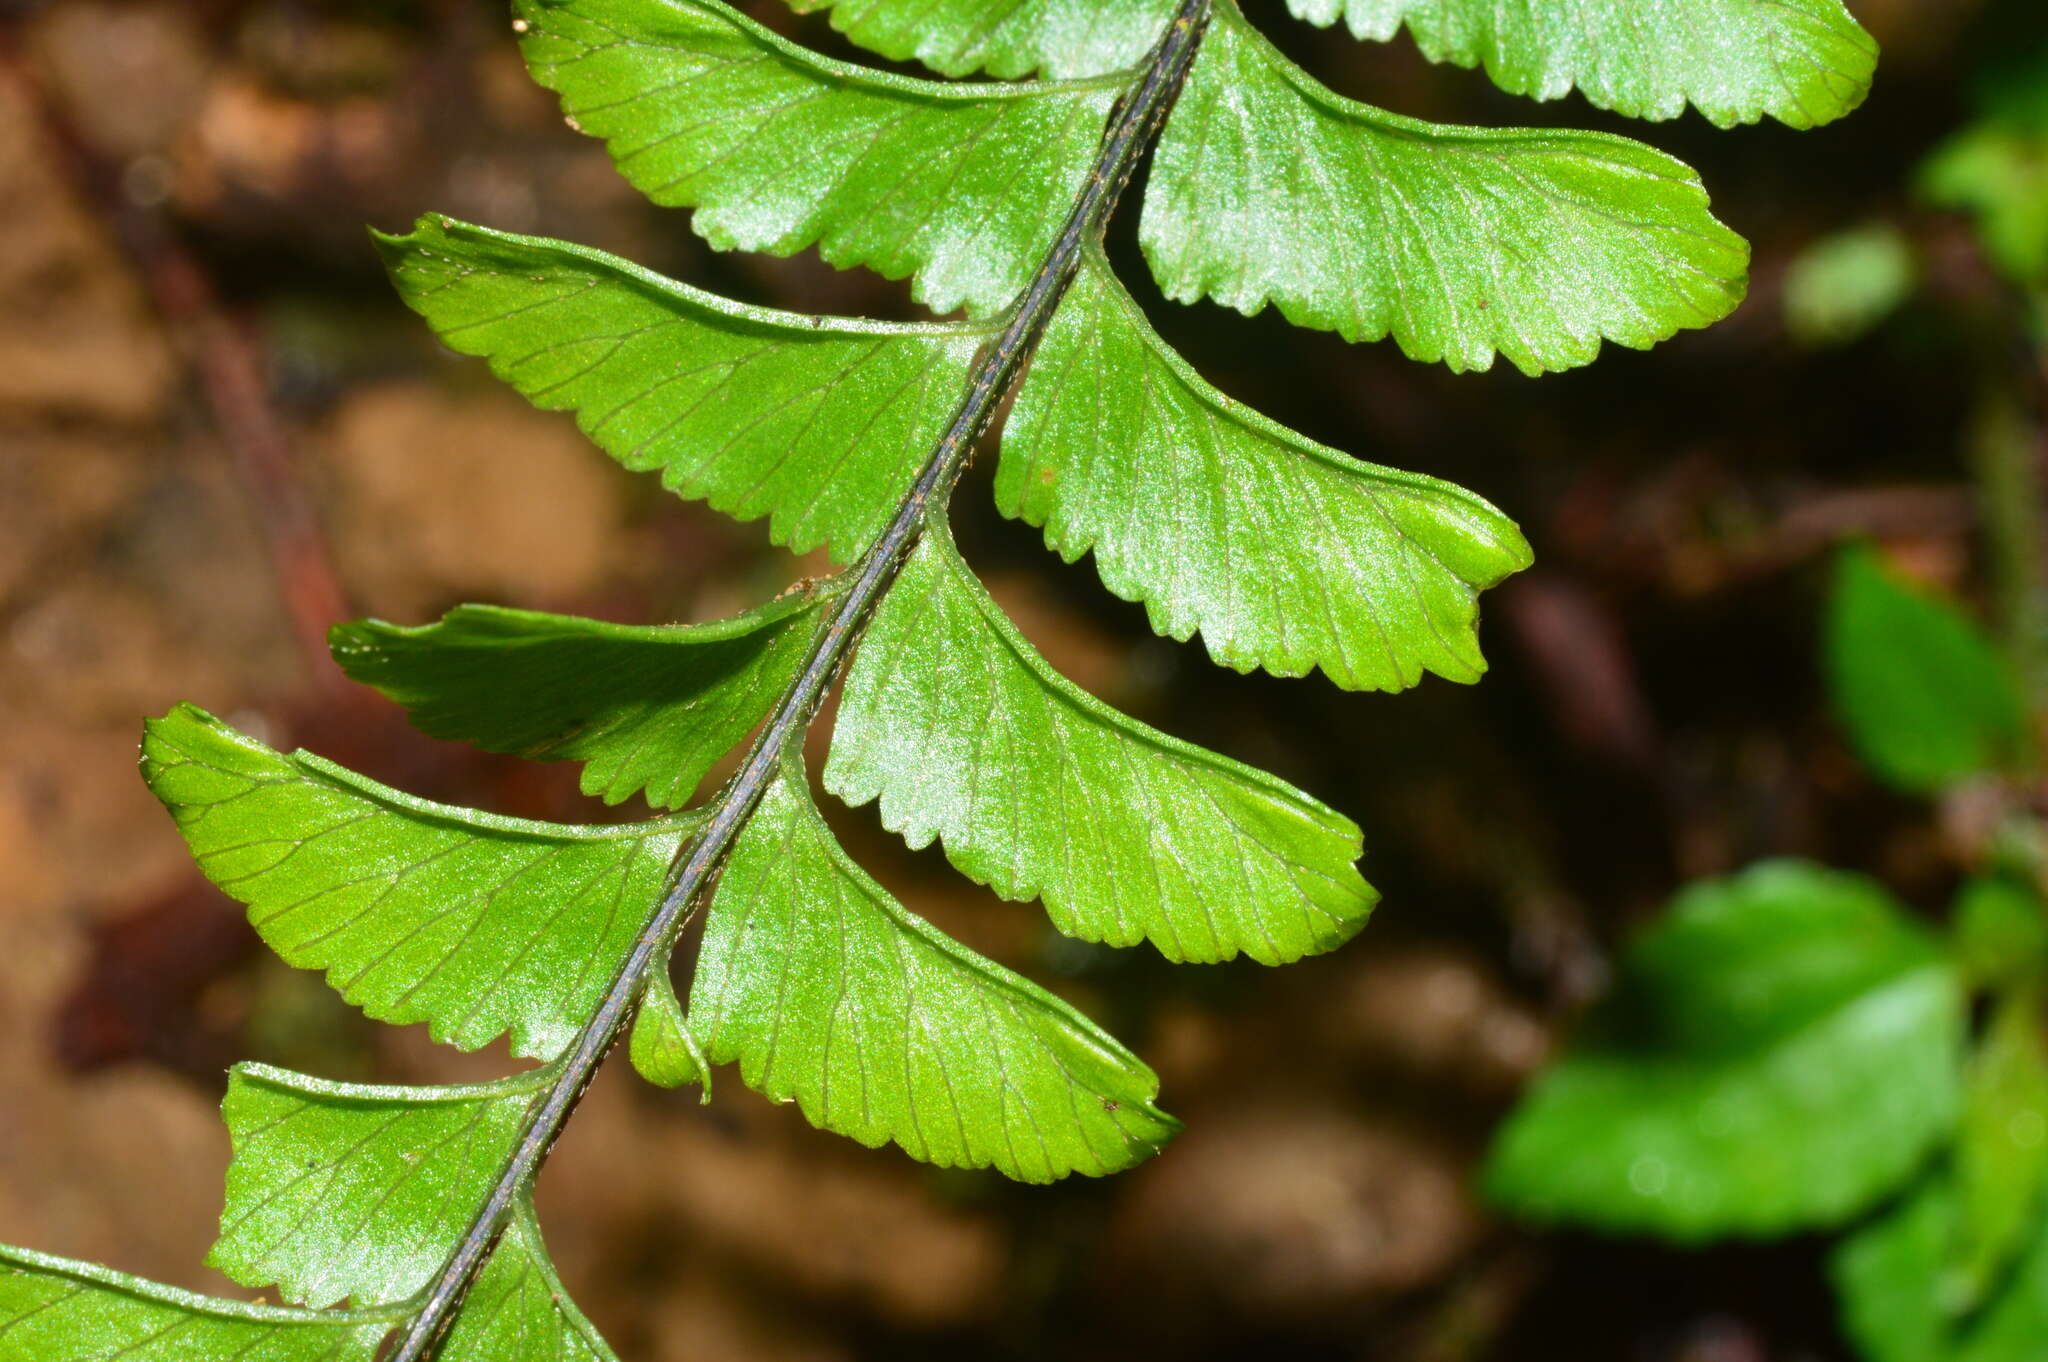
[0,1,2035,1358]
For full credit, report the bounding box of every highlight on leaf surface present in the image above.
[141,703,693,1061]
[207,1067,630,1359]
[1287,0,1877,129]
[1003,250,1532,689]
[333,589,830,810]
[0,1211,612,1362]
[213,1065,545,1309]
[1141,4,1751,375]
[689,765,1179,1182]
[785,0,1169,80]
[0,1244,397,1362]
[826,524,1377,966]
[378,215,987,564]
[1483,860,1966,1241]
[514,0,1121,316]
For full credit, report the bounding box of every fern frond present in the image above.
[0,0,1877,1353]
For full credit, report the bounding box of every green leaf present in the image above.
[1286,0,1876,129]
[630,965,709,1093]
[1955,876,2048,991]
[378,215,984,564]
[1918,33,2048,293]
[0,1242,395,1361]
[1782,222,1917,348]
[0,1211,617,1362]
[1921,120,2048,292]
[1484,860,1965,1240]
[514,0,1119,316]
[1824,543,2027,793]
[1140,3,1750,376]
[784,0,1170,80]
[1954,992,2048,1311]
[141,704,690,1061]
[689,765,1179,1182]
[1834,1173,2048,1362]
[1002,250,1531,690]
[825,523,1377,966]
[437,1207,619,1361]
[1957,1214,2048,1362]
[212,1063,543,1308]
[332,591,826,810]
[1833,1175,1958,1362]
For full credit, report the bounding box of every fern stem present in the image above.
[382,3,1213,1356]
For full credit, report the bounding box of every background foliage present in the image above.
[0,0,2043,1359]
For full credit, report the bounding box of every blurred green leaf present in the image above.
[1141,4,1749,375]
[1920,25,2048,293]
[1921,124,2048,292]
[1835,1171,2048,1362]
[1956,877,2048,991]
[1953,993,2048,1312]
[1835,1175,1963,1362]
[1783,223,1916,348]
[1286,0,1876,128]
[1484,860,1965,1240]
[1824,544,2027,794]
